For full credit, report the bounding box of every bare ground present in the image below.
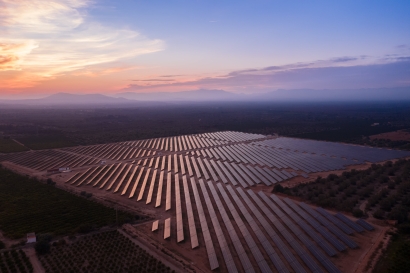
[370,130,410,141]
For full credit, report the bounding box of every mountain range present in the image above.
[0,87,409,105]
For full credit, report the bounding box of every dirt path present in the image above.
[12,139,31,151]
[24,248,45,273]
[353,226,390,273]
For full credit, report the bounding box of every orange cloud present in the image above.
[0,0,164,89]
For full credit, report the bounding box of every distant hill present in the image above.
[0,93,131,105]
[1,87,409,106]
[256,87,410,101]
[116,89,242,101]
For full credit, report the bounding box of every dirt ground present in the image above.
[24,248,45,273]
[369,129,410,141]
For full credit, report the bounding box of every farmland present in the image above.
[0,166,133,239]
[1,130,409,272]
[0,249,33,273]
[0,138,29,153]
[280,159,410,222]
[38,230,173,273]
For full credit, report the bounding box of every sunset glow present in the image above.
[0,0,409,98]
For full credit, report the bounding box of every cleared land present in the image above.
[370,129,410,141]
[1,131,410,272]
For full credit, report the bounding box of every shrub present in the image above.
[273,184,284,193]
[353,209,364,218]
[373,209,385,219]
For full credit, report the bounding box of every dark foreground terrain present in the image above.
[0,101,409,151]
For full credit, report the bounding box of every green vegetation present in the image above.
[0,249,33,273]
[0,138,29,153]
[39,230,173,273]
[373,231,410,273]
[0,102,409,149]
[350,136,410,151]
[278,159,410,223]
[16,135,74,150]
[0,166,134,239]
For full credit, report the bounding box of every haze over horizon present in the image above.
[1,0,409,99]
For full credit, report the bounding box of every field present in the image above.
[0,166,133,239]
[0,138,29,153]
[0,249,33,273]
[370,129,410,142]
[280,159,410,222]
[38,230,173,273]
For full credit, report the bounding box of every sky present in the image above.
[0,0,409,98]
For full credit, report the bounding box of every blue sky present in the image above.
[0,0,409,97]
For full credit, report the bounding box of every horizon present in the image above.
[1,0,410,99]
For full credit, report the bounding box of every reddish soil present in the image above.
[369,130,410,141]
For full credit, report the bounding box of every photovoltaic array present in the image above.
[0,131,402,272]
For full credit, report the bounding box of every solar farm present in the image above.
[1,131,410,273]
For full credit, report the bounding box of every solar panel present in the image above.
[334,213,365,233]
[137,168,151,201]
[175,174,184,243]
[99,163,122,189]
[152,220,159,232]
[182,176,198,248]
[113,164,132,192]
[316,208,355,235]
[356,219,375,231]
[278,200,339,257]
[106,163,127,190]
[165,172,172,211]
[300,202,358,249]
[207,182,255,273]
[145,169,157,204]
[283,198,346,252]
[128,166,145,198]
[155,171,164,208]
[164,218,171,239]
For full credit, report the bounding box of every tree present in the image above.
[273,184,284,193]
[373,209,385,219]
[35,240,50,255]
[353,209,364,218]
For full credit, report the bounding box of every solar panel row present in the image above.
[269,195,337,257]
[175,174,184,243]
[207,182,255,273]
[299,202,358,249]
[257,137,410,163]
[283,198,347,252]
[257,192,326,273]
[334,213,365,233]
[221,185,272,273]
[181,176,198,248]
[164,218,171,239]
[198,180,238,273]
[189,178,219,270]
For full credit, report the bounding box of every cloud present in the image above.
[160,74,183,77]
[121,56,410,93]
[0,0,164,88]
[133,79,175,82]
